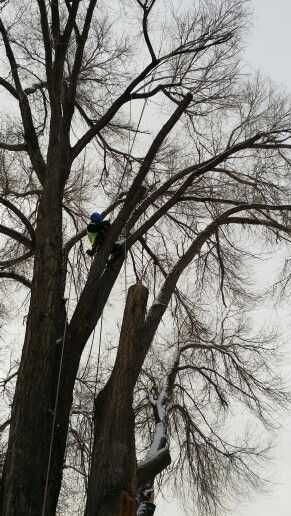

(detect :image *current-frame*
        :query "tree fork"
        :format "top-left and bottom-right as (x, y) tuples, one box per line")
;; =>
(85, 283), (149, 516)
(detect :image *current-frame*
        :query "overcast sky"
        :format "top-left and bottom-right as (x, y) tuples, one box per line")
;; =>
(158, 1), (291, 515)
(237, 3), (291, 514)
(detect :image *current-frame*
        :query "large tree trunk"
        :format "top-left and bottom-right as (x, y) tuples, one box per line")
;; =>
(85, 283), (148, 516)
(0, 161), (67, 515)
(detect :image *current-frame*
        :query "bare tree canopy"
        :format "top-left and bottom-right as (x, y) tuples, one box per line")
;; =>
(0, 0), (291, 515)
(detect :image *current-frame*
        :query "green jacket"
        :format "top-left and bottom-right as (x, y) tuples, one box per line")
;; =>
(87, 220), (111, 246)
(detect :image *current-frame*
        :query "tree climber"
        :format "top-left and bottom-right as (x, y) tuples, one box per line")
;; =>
(86, 212), (124, 262)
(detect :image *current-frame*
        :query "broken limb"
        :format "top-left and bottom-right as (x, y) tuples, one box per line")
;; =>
(137, 350), (181, 514)
(85, 283), (149, 516)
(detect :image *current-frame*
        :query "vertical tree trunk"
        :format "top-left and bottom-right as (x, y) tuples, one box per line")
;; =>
(0, 169), (67, 515)
(85, 283), (148, 516)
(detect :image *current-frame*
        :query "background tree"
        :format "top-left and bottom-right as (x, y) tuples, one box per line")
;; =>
(0, 0), (291, 515)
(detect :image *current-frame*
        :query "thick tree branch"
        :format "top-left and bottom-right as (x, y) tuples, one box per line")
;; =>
(0, 418), (10, 433)
(36, 0), (52, 76)
(136, 0), (157, 63)
(215, 229), (227, 307)
(0, 272), (31, 289)
(224, 215), (290, 233)
(0, 19), (46, 183)
(64, 0), (81, 40)
(0, 77), (18, 99)
(24, 81), (47, 96)
(111, 93), (193, 236)
(137, 448), (171, 486)
(0, 197), (35, 243)
(0, 250), (34, 269)
(137, 348), (180, 512)
(0, 225), (33, 249)
(62, 0), (81, 48)
(0, 142), (27, 152)
(140, 237), (197, 321)
(68, 255), (124, 355)
(64, 0), (98, 127)
(51, 0), (60, 43)
(252, 143), (291, 150)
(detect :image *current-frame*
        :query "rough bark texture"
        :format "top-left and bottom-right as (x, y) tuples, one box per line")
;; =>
(0, 165), (67, 515)
(85, 283), (149, 516)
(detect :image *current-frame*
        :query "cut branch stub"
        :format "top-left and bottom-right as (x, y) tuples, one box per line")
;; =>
(85, 283), (149, 516)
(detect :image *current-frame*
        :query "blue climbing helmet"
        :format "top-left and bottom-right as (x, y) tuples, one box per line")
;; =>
(90, 211), (103, 223)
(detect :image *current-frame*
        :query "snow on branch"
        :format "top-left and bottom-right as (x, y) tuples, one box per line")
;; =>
(137, 349), (181, 513)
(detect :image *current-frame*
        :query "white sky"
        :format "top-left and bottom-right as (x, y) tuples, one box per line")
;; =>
(237, 3), (291, 514)
(158, 1), (291, 515)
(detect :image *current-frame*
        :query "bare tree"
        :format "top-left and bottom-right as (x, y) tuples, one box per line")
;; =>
(0, 0), (291, 515)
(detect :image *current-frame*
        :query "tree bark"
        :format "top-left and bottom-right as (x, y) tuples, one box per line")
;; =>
(0, 164), (67, 515)
(85, 283), (149, 516)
